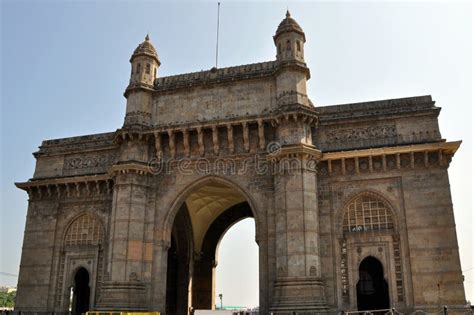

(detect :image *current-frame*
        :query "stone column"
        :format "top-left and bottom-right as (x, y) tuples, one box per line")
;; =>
(150, 240), (171, 312)
(270, 115), (327, 312)
(192, 256), (216, 309)
(97, 135), (152, 310)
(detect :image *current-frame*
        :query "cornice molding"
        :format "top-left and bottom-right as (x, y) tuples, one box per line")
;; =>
(322, 140), (461, 160)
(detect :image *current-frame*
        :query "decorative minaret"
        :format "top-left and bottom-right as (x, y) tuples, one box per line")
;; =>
(274, 10), (306, 63)
(273, 10), (313, 146)
(123, 34), (160, 127)
(97, 36), (159, 310)
(270, 11), (327, 313)
(274, 10), (311, 114)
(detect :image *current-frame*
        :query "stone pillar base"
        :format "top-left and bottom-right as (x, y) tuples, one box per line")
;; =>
(271, 277), (327, 313)
(95, 281), (148, 311)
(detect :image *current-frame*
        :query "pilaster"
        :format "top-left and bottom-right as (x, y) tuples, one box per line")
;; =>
(270, 144), (327, 312)
(96, 134), (154, 310)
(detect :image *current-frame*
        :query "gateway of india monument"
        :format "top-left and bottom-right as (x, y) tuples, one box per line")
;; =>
(14, 11), (466, 315)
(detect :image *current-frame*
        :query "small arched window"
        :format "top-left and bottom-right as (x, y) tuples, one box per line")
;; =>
(286, 40), (291, 51)
(65, 214), (103, 246)
(296, 40), (301, 52)
(146, 63), (151, 74)
(154, 67), (157, 78)
(343, 194), (394, 233)
(278, 43), (282, 54)
(137, 63), (141, 73)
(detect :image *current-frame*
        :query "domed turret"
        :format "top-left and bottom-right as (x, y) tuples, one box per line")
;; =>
(273, 11), (311, 109)
(124, 35), (160, 127)
(274, 10), (306, 63)
(129, 34), (160, 86)
(131, 34), (160, 63)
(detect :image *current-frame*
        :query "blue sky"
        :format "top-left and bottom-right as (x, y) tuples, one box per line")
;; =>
(1, 0), (472, 308)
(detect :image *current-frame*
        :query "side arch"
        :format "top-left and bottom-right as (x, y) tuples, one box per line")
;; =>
(55, 212), (105, 311)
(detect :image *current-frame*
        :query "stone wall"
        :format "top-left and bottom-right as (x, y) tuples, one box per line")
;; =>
(315, 95), (442, 152)
(153, 77), (276, 126)
(15, 89), (466, 313)
(402, 168), (466, 307)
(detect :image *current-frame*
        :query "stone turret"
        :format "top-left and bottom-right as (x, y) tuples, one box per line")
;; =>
(274, 11), (311, 111)
(273, 11), (314, 147)
(274, 10), (306, 63)
(130, 34), (160, 85)
(124, 35), (160, 127)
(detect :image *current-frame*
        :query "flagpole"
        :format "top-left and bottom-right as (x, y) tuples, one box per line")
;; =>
(215, 2), (220, 68)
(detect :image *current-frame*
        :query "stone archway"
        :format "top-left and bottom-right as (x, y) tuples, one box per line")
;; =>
(357, 256), (390, 311)
(163, 178), (260, 315)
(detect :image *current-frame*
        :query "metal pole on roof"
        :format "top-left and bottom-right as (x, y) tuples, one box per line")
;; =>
(215, 2), (221, 68)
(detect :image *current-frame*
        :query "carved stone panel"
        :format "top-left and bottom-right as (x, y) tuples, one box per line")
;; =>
(63, 151), (118, 176)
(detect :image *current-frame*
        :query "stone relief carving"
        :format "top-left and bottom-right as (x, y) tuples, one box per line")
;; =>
(326, 125), (397, 143)
(65, 153), (118, 170)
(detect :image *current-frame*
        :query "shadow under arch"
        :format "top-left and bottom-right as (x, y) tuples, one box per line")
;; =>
(160, 175), (262, 244)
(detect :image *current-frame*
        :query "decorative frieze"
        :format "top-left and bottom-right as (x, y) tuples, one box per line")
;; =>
(326, 125), (397, 143)
(65, 153), (118, 170)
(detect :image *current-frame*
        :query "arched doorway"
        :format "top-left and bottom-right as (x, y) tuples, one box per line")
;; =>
(164, 180), (259, 315)
(72, 267), (90, 315)
(215, 217), (259, 309)
(357, 256), (389, 311)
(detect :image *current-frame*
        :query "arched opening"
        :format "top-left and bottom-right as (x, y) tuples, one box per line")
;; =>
(215, 218), (259, 310)
(357, 256), (389, 311)
(72, 267), (90, 315)
(166, 204), (192, 315)
(165, 180), (258, 315)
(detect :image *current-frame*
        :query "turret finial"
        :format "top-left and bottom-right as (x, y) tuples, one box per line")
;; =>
(286, 10), (291, 18)
(145, 33), (150, 41)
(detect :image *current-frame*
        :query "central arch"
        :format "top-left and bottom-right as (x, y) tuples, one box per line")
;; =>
(162, 176), (261, 315)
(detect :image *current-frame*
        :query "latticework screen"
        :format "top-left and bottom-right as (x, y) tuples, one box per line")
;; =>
(64, 214), (103, 246)
(343, 195), (394, 233)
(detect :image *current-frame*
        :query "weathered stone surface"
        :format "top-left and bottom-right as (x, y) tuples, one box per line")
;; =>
(14, 11), (466, 315)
